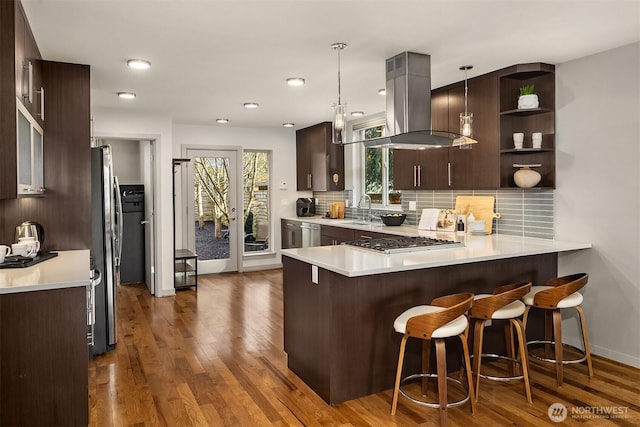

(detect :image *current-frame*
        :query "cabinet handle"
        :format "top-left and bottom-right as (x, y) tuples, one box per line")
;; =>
(447, 162), (452, 187)
(307, 173), (312, 189)
(37, 87), (44, 120)
(413, 166), (417, 187)
(360, 235), (373, 239)
(417, 165), (422, 187)
(23, 61), (33, 103)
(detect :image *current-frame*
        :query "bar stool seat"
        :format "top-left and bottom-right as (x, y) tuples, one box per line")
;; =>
(522, 286), (583, 308)
(393, 306), (468, 338)
(474, 295), (526, 319)
(470, 283), (533, 404)
(522, 273), (593, 386)
(391, 293), (476, 426)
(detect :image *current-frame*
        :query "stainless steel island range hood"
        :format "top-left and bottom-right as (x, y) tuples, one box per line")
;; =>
(360, 52), (477, 149)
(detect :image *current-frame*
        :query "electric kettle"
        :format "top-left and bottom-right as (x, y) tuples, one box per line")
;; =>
(15, 221), (45, 245)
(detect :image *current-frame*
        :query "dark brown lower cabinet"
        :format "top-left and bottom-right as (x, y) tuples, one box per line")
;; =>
(0, 286), (88, 426)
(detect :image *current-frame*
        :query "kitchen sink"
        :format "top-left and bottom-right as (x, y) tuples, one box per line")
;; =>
(343, 221), (384, 227)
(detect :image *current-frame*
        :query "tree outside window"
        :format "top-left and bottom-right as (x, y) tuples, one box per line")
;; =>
(193, 151), (271, 254)
(358, 123), (399, 206)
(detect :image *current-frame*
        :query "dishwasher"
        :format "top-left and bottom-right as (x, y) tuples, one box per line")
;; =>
(300, 222), (321, 247)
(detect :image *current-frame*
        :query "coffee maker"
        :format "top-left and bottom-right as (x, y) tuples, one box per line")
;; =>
(296, 198), (316, 217)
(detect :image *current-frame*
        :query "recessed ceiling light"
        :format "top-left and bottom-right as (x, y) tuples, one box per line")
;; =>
(243, 102), (259, 109)
(216, 118), (229, 124)
(286, 77), (305, 87)
(127, 59), (151, 70)
(283, 123), (295, 128)
(378, 88), (386, 95)
(351, 111), (364, 117)
(118, 92), (136, 99)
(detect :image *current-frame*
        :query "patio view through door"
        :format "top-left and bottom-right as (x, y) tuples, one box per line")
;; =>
(186, 149), (239, 274)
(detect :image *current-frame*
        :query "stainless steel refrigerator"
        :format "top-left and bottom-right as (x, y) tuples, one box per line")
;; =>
(90, 145), (122, 356)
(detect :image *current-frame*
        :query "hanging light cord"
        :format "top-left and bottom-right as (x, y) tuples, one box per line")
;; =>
(464, 67), (468, 115)
(332, 43), (347, 105)
(337, 47), (342, 104)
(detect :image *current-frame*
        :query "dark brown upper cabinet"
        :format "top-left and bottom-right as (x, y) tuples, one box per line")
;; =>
(15, 0), (44, 126)
(395, 63), (555, 191)
(296, 122), (345, 191)
(393, 76), (499, 190)
(1, 0), (46, 200)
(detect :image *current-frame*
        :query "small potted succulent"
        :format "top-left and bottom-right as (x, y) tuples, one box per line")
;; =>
(518, 84), (539, 109)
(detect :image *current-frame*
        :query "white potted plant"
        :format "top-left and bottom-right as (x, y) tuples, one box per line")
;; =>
(517, 84), (539, 109)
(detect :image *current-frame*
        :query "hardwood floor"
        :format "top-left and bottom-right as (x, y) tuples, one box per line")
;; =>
(89, 269), (640, 426)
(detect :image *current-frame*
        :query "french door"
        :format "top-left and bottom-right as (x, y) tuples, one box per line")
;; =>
(185, 148), (239, 274)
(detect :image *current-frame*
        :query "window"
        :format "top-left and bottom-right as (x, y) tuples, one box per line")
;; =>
(353, 120), (400, 207)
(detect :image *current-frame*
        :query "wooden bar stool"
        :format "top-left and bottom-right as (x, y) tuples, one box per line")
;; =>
(469, 282), (533, 403)
(522, 273), (593, 386)
(391, 293), (476, 426)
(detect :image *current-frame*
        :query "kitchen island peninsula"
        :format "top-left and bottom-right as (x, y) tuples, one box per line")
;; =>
(281, 233), (590, 404)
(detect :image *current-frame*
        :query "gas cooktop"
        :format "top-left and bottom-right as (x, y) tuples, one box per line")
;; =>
(342, 236), (464, 254)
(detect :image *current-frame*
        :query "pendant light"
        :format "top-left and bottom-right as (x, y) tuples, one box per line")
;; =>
(459, 65), (474, 149)
(331, 42), (347, 144)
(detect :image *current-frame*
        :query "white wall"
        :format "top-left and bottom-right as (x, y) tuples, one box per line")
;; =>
(555, 42), (640, 367)
(173, 124), (299, 270)
(92, 107), (176, 297)
(102, 139), (143, 184)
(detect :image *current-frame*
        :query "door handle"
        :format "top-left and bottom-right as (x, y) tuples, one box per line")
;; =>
(230, 217), (236, 221)
(140, 220), (150, 225)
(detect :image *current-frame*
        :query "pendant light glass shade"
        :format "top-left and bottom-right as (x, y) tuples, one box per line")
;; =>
(459, 65), (474, 149)
(460, 112), (472, 137)
(333, 103), (346, 144)
(331, 43), (347, 144)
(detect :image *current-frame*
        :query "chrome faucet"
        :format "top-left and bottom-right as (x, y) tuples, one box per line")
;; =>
(358, 194), (372, 223)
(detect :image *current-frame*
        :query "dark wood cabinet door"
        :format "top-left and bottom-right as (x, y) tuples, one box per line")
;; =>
(0, 287), (89, 426)
(420, 87), (451, 189)
(447, 83), (475, 188)
(14, 1), (25, 102)
(296, 122), (344, 191)
(1, 0), (18, 199)
(420, 149), (450, 189)
(321, 225), (354, 245)
(466, 75), (500, 188)
(296, 128), (313, 190)
(392, 149), (419, 190)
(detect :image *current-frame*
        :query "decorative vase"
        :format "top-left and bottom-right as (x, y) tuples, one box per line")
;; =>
(513, 164), (542, 188)
(518, 94), (539, 109)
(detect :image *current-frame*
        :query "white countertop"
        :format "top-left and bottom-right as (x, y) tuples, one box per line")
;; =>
(281, 230), (591, 277)
(0, 250), (90, 294)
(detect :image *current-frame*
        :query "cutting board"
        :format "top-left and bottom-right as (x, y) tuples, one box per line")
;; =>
(455, 196), (501, 234)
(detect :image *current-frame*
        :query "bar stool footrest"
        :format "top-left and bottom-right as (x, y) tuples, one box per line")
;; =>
(399, 373), (470, 409)
(526, 340), (587, 364)
(472, 353), (525, 381)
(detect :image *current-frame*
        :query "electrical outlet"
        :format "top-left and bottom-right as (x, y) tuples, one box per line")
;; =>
(409, 201), (417, 211)
(311, 265), (319, 284)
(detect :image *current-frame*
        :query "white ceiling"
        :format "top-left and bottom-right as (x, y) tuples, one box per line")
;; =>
(22, 0), (640, 131)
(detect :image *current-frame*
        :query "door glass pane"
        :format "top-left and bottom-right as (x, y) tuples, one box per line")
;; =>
(243, 151), (270, 253)
(18, 109), (32, 186)
(193, 156), (230, 261)
(33, 127), (43, 187)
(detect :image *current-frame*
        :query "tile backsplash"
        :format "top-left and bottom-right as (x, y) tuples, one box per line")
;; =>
(313, 189), (554, 239)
